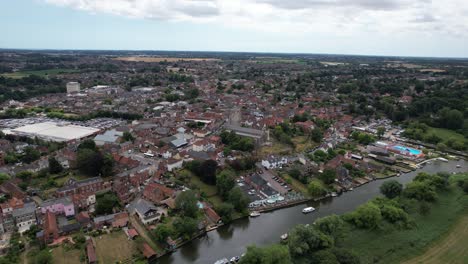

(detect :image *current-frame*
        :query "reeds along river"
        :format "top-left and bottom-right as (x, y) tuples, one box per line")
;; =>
(159, 159), (468, 264)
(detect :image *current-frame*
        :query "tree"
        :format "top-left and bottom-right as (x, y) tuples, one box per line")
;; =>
(30, 249), (52, 264)
(16, 171), (33, 182)
(100, 153), (114, 177)
(332, 248), (360, 264)
(319, 169), (336, 185)
(0, 173), (10, 184)
(308, 181), (326, 198)
(48, 156), (63, 174)
(228, 187), (250, 212)
(199, 159), (218, 185)
(377, 126), (385, 139)
(175, 190), (199, 218)
(22, 146), (40, 164)
(239, 244), (292, 264)
(346, 203), (382, 229)
(173, 217), (198, 239)
(216, 203), (234, 223)
(287, 224), (333, 259)
(311, 128), (324, 143)
(95, 193), (120, 215)
(310, 249), (339, 264)
(153, 224), (173, 243)
(314, 215), (346, 243)
(403, 181), (437, 202)
(122, 131), (135, 142)
(77, 139), (97, 151)
(77, 148), (103, 176)
(216, 170), (236, 199)
(379, 180), (403, 199)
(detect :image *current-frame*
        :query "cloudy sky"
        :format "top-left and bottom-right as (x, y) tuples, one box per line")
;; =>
(1, 0), (468, 57)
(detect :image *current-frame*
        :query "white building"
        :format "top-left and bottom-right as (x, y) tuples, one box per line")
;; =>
(66, 82), (81, 93)
(261, 156), (288, 169)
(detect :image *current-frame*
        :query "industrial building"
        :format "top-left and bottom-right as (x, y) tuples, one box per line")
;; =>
(9, 122), (99, 142)
(66, 82), (81, 93)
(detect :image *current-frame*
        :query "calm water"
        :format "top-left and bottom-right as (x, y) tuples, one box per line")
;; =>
(159, 160), (468, 264)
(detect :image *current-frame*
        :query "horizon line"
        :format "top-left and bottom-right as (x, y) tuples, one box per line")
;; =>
(1, 47), (467, 60)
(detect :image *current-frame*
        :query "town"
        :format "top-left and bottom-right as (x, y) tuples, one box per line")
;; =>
(0, 50), (467, 264)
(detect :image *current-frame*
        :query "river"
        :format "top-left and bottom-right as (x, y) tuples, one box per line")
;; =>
(159, 159), (468, 264)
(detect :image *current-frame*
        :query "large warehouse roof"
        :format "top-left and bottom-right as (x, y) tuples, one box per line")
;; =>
(10, 122), (100, 142)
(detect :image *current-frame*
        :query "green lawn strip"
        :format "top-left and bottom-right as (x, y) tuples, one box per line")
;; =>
(341, 186), (468, 264)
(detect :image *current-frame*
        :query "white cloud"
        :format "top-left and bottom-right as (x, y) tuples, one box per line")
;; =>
(43, 0), (468, 37)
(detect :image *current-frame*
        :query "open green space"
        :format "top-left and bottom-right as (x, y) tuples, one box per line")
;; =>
(402, 214), (468, 264)
(1, 69), (79, 78)
(341, 178), (468, 264)
(425, 126), (466, 143)
(51, 246), (83, 264)
(94, 231), (137, 263)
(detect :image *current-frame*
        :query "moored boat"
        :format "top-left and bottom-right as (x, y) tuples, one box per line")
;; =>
(302, 207), (315, 213)
(250, 211), (261, 217)
(281, 233), (288, 240)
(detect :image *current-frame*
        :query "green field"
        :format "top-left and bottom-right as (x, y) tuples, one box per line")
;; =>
(425, 127), (466, 143)
(342, 180), (468, 264)
(51, 246), (83, 264)
(1, 69), (79, 78)
(95, 231), (137, 263)
(402, 214), (468, 264)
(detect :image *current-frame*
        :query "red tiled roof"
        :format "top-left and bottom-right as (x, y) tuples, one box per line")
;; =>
(141, 243), (157, 258)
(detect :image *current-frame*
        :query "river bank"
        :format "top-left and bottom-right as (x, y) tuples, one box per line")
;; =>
(159, 159), (467, 264)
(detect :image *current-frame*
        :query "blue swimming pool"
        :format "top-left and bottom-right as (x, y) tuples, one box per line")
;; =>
(392, 145), (422, 155)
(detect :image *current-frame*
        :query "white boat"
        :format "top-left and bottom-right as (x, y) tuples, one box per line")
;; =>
(348, 187), (354, 191)
(250, 211), (261, 217)
(456, 164), (461, 168)
(214, 258), (229, 264)
(437, 157), (448, 162)
(331, 192), (338, 197)
(281, 233), (288, 240)
(302, 207), (315, 213)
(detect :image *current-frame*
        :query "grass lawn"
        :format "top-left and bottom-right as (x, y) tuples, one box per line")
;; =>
(292, 136), (318, 153)
(51, 246), (83, 264)
(95, 231), (136, 263)
(1, 69), (79, 78)
(426, 127), (465, 141)
(402, 214), (468, 264)
(423, 126), (466, 145)
(259, 141), (292, 156)
(188, 172), (218, 197)
(341, 183), (468, 264)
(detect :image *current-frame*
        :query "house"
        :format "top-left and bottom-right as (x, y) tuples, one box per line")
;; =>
(112, 212), (129, 228)
(141, 243), (157, 260)
(0, 197), (24, 216)
(166, 158), (183, 172)
(204, 206), (222, 225)
(192, 139), (213, 152)
(40, 197), (75, 217)
(143, 183), (175, 204)
(71, 193), (96, 209)
(12, 202), (36, 233)
(86, 239), (97, 264)
(127, 198), (166, 225)
(93, 129), (123, 146)
(75, 211), (91, 227)
(56, 177), (107, 198)
(43, 211), (59, 244)
(261, 156), (288, 169)
(126, 228), (139, 240)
